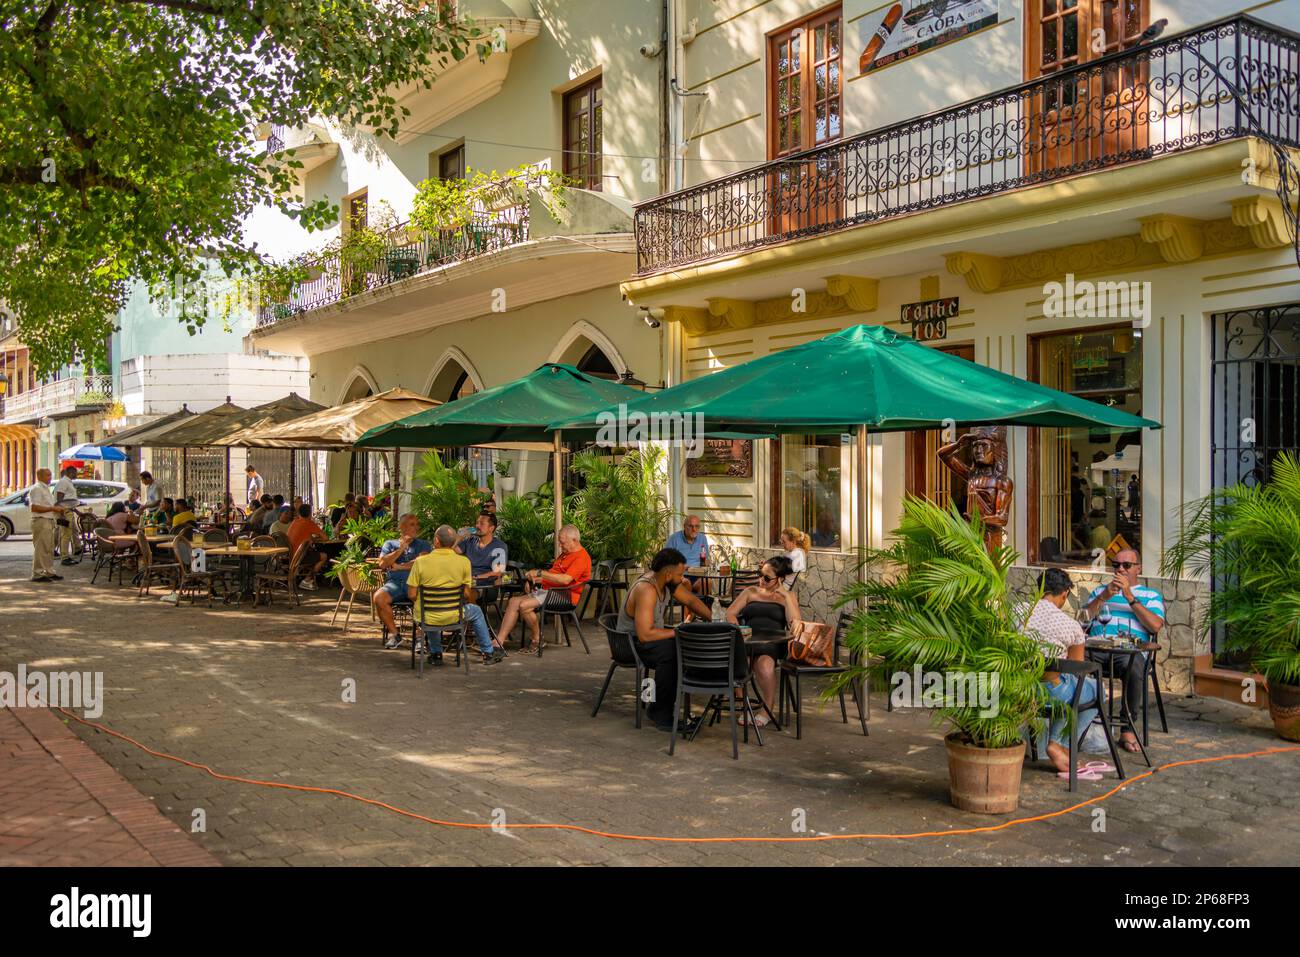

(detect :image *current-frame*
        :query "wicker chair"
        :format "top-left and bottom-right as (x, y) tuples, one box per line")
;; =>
(254, 541), (310, 607)
(172, 535), (234, 607)
(91, 527), (138, 585)
(332, 564), (379, 632)
(135, 530), (181, 598)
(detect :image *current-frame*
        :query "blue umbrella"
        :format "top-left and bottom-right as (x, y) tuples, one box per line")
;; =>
(58, 442), (128, 463)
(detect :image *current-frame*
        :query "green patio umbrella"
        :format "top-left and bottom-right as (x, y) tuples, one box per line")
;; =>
(354, 363), (645, 450)
(551, 324), (1161, 435)
(354, 363), (649, 547)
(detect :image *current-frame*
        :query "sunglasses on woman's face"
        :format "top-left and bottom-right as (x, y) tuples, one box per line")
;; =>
(760, 573), (777, 583)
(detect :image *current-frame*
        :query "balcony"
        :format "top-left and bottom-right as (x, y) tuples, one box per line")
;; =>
(633, 15), (1300, 276)
(257, 202), (531, 326)
(0, 375), (114, 425)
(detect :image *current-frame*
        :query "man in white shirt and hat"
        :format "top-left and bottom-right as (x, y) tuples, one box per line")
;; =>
(29, 468), (66, 582)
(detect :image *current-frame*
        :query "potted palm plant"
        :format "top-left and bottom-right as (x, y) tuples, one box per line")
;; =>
(567, 447), (670, 566)
(833, 497), (1049, 814)
(494, 458), (515, 495)
(1162, 451), (1300, 741)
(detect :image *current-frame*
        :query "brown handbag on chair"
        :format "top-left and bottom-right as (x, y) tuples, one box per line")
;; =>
(785, 620), (835, 668)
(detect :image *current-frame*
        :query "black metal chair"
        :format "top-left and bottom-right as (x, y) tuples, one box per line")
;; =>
(670, 621), (758, 760)
(580, 557), (637, 621)
(720, 568), (760, 609)
(413, 584), (470, 677)
(778, 611), (869, 740)
(538, 582), (591, 655)
(592, 613), (648, 728)
(1028, 658), (1127, 792)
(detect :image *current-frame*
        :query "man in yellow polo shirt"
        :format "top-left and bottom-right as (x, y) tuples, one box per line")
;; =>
(407, 524), (504, 666)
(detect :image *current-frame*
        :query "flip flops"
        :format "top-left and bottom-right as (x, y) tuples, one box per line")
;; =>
(1057, 760), (1116, 781)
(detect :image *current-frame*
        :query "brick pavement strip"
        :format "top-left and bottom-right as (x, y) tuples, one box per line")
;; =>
(1, 554), (1298, 866)
(0, 706), (218, 866)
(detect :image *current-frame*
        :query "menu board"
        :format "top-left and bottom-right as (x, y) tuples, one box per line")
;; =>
(686, 439), (754, 479)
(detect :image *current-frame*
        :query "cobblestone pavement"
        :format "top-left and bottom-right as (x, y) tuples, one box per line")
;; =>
(1, 705), (217, 866)
(1, 546), (1297, 866)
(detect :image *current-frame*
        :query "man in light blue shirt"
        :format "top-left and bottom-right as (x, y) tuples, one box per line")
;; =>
(666, 515), (711, 598)
(1084, 548), (1166, 753)
(665, 516), (710, 567)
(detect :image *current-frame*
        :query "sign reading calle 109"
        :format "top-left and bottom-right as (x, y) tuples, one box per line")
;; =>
(901, 297), (959, 342)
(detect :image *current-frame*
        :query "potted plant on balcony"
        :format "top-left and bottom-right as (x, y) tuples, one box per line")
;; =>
(494, 458), (515, 496)
(1162, 451), (1300, 741)
(832, 497), (1049, 814)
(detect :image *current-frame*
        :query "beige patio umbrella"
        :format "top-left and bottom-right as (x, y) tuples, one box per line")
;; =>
(215, 387), (439, 451)
(214, 388), (443, 505)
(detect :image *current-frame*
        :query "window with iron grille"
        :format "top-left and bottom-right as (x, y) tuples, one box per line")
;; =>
(1211, 304), (1300, 657)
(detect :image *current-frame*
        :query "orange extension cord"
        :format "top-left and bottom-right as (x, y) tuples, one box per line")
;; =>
(57, 707), (1300, 844)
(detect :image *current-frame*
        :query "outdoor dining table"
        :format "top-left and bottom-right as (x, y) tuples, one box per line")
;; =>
(685, 566), (732, 598)
(1084, 637), (1160, 768)
(110, 533), (172, 547)
(183, 544), (287, 598)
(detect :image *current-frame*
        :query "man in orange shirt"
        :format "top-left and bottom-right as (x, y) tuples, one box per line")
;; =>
(496, 524), (591, 655)
(286, 503), (328, 589)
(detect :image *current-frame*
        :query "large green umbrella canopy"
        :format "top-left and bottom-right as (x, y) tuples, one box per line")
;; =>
(551, 324), (1160, 435)
(353, 363), (647, 450)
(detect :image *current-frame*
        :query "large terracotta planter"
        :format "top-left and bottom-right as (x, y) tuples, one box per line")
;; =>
(944, 732), (1025, 814)
(1267, 681), (1300, 742)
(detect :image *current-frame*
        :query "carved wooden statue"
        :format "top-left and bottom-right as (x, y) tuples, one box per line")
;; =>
(936, 426), (1013, 554)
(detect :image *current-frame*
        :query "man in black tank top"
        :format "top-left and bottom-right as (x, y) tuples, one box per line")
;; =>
(621, 548), (714, 731)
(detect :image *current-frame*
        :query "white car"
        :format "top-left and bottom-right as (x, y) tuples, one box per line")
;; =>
(0, 480), (132, 541)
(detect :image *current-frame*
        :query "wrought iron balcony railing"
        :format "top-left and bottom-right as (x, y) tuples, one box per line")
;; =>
(257, 202), (530, 326)
(634, 14), (1300, 275)
(0, 374), (113, 424)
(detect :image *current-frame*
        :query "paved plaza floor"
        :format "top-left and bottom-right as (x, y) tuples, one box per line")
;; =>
(1, 541), (1297, 867)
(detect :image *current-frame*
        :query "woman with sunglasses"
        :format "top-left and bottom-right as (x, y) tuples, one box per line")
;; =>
(726, 555), (802, 727)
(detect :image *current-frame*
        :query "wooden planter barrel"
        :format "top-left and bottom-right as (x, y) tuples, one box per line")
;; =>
(944, 732), (1025, 814)
(1267, 682), (1300, 742)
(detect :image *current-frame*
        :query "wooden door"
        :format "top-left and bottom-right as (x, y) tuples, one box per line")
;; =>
(1025, 0), (1150, 174)
(767, 7), (844, 237)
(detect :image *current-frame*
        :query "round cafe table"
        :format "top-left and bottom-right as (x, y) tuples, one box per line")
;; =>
(685, 567), (732, 599)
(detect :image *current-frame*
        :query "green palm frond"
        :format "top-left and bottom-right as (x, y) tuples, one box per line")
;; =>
(1163, 451), (1300, 687)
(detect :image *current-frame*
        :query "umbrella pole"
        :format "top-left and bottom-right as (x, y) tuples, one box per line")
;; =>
(289, 450), (296, 504)
(393, 447), (401, 508)
(225, 447), (231, 513)
(553, 431), (563, 557)
(182, 447), (188, 499)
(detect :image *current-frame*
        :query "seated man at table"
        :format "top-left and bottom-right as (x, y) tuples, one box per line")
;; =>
(104, 501), (139, 535)
(665, 515), (710, 594)
(124, 489), (142, 513)
(376, 513), (433, 649)
(408, 525), (504, 666)
(617, 547), (714, 731)
(456, 511), (507, 586)
(1083, 548), (1166, 754)
(496, 524), (592, 655)
(246, 494), (274, 531)
(151, 498), (175, 527)
(269, 505), (294, 540)
(329, 492), (355, 528)
(171, 498), (198, 528)
(1025, 568), (1100, 774)
(287, 504), (328, 589)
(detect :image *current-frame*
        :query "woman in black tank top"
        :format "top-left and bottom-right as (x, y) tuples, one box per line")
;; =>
(726, 556), (801, 728)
